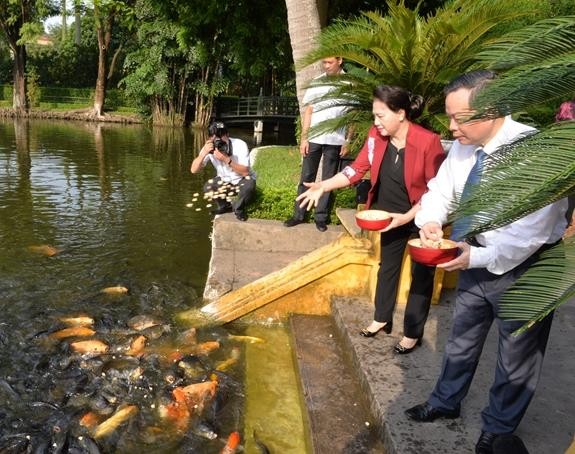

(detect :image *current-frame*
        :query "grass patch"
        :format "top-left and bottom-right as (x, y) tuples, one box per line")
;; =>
(249, 145), (357, 222)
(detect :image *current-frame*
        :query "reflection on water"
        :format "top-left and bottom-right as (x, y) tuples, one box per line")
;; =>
(0, 119), (305, 453)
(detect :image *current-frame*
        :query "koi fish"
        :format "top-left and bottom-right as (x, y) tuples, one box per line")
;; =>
(100, 286), (129, 295)
(180, 380), (218, 412)
(228, 334), (264, 344)
(177, 327), (197, 344)
(195, 341), (220, 355)
(59, 315), (94, 327)
(27, 244), (60, 257)
(49, 326), (96, 340)
(126, 335), (147, 357)
(215, 347), (241, 372)
(79, 411), (101, 430)
(220, 431), (241, 454)
(160, 387), (190, 432)
(70, 339), (109, 355)
(93, 405), (138, 439)
(128, 315), (161, 331)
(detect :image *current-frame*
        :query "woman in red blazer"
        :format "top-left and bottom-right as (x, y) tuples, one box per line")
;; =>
(298, 85), (445, 354)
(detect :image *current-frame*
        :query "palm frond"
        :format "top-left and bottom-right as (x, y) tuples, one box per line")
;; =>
(476, 16), (575, 70)
(472, 58), (575, 117)
(449, 122), (575, 237)
(498, 237), (575, 335)
(295, 0), (539, 139)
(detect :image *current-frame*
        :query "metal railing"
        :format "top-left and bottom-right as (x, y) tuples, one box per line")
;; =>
(216, 96), (298, 119)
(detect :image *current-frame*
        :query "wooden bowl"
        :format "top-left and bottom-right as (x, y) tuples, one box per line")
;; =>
(407, 238), (459, 266)
(355, 210), (391, 231)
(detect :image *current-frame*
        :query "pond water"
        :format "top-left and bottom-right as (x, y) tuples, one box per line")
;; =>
(0, 118), (305, 453)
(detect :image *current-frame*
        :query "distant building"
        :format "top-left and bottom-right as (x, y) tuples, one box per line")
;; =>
(36, 35), (54, 46)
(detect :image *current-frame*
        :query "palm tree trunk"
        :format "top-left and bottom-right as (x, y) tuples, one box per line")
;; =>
(74, 0), (81, 45)
(284, 0), (324, 114)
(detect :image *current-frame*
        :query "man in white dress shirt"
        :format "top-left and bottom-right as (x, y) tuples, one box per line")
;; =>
(404, 70), (567, 454)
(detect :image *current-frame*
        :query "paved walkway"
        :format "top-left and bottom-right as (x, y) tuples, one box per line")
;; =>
(332, 293), (575, 454)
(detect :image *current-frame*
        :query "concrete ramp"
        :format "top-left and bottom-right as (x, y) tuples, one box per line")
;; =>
(189, 233), (374, 324)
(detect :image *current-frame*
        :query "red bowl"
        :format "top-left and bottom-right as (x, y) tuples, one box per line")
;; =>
(355, 210), (391, 231)
(407, 238), (459, 266)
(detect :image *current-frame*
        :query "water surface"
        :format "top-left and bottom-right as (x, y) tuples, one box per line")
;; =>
(0, 118), (305, 453)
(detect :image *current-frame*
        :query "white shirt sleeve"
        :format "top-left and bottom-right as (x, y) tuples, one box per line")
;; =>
(415, 153), (457, 228)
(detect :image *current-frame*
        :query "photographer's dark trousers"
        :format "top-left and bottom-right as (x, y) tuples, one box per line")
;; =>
(374, 222), (435, 338)
(293, 142), (341, 223)
(427, 245), (557, 434)
(203, 176), (256, 216)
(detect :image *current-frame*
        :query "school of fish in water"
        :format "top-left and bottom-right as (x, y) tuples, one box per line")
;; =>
(0, 283), (269, 454)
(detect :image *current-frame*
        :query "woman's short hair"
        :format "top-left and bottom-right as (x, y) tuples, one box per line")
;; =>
(373, 85), (424, 121)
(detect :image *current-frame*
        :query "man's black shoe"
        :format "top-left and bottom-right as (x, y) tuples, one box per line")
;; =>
(405, 402), (460, 422)
(315, 221), (327, 232)
(235, 211), (248, 222)
(492, 434), (529, 454)
(284, 217), (305, 227)
(212, 204), (232, 215)
(475, 431), (498, 454)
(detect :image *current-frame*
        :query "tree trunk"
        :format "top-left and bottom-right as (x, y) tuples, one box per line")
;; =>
(74, 0), (81, 45)
(62, 0), (67, 40)
(284, 0), (323, 114)
(93, 9), (113, 117)
(12, 44), (28, 115)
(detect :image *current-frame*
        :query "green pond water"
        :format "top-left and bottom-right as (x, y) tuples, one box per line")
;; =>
(0, 118), (306, 453)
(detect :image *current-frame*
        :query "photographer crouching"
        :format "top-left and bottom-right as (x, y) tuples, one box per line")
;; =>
(190, 121), (256, 221)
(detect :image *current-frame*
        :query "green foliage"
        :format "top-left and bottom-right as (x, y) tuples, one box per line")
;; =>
(26, 66), (41, 106)
(444, 15), (575, 329)
(298, 0), (543, 146)
(248, 146), (356, 221)
(498, 237), (575, 333)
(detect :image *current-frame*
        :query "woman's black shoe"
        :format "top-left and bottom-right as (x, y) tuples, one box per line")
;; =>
(393, 338), (422, 354)
(359, 322), (392, 337)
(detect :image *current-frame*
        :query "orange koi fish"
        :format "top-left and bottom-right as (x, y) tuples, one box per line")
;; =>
(70, 339), (109, 355)
(27, 245), (59, 257)
(50, 326), (96, 340)
(79, 411), (101, 430)
(126, 335), (147, 357)
(220, 431), (241, 454)
(93, 405), (138, 439)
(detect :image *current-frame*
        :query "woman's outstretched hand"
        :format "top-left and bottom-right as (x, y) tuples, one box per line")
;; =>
(296, 182), (325, 211)
(380, 212), (410, 232)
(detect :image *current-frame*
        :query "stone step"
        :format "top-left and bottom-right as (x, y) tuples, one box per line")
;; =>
(330, 294), (575, 454)
(289, 314), (385, 454)
(212, 214), (344, 253)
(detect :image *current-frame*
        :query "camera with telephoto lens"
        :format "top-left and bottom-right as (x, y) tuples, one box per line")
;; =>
(208, 121), (231, 156)
(212, 138), (230, 156)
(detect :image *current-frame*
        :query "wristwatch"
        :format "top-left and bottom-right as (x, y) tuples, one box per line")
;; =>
(227, 158), (233, 166)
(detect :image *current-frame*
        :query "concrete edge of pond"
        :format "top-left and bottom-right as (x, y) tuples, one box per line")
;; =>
(331, 295), (575, 454)
(205, 214), (575, 453)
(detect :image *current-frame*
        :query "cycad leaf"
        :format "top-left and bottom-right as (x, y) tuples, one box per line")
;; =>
(498, 237), (575, 335)
(472, 58), (575, 117)
(476, 16), (575, 70)
(295, 0), (535, 138)
(449, 122), (575, 237)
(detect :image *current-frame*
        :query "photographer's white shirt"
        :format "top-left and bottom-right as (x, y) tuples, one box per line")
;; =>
(202, 137), (255, 185)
